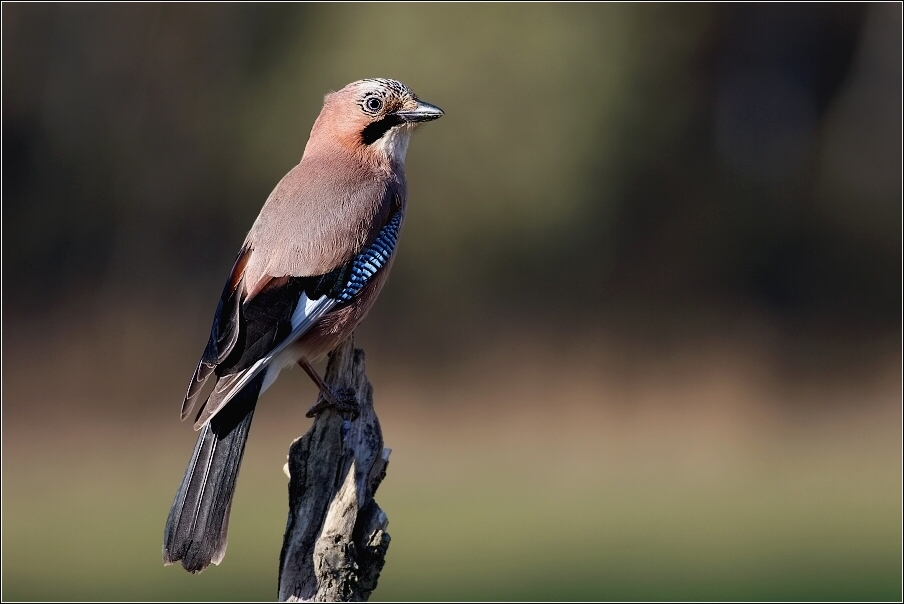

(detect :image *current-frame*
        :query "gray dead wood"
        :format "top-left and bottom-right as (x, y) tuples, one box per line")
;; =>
(278, 335), (391, 602)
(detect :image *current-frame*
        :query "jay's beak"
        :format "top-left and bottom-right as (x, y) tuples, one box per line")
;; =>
(396, 100), (444, 123)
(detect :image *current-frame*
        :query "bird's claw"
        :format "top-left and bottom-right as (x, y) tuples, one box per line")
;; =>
(305, 387), (360, 420)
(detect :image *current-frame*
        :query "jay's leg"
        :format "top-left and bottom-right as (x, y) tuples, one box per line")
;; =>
(298, 359), (360, 419)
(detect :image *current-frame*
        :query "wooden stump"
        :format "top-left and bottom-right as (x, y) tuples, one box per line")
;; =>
(278, 336), (391, 602)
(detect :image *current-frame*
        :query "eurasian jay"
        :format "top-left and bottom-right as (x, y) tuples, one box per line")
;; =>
(162, 78), (442, 573)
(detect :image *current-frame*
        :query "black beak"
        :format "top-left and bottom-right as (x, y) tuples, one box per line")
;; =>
(396, 100), (444, 123)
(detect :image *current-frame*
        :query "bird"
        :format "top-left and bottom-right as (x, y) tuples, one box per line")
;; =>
(162, 78), (442, 573)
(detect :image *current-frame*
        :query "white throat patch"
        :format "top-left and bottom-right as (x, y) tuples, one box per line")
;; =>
(372, 124), (414, 163)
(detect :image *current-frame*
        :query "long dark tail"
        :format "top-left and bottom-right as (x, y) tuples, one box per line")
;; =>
(163, 374), (263, 573)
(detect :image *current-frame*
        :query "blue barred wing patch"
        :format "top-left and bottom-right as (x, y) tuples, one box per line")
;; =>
(335, 212), (403, 303)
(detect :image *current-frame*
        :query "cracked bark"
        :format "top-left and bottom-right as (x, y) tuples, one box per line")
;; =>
(278, 335), (391, 602)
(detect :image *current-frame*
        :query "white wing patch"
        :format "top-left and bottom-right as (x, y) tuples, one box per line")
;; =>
(292, 292), (326, 329)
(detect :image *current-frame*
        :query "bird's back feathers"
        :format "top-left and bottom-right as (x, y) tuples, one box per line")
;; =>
(242, 151), (403, 295)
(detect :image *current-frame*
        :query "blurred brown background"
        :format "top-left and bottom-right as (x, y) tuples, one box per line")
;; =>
(3, 3), (901, 601)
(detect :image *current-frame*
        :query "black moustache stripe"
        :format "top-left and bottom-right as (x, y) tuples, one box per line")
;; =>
(361, 114), (403, 145)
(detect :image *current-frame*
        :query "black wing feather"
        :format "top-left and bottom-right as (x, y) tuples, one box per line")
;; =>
(181, 249), (247, 420)
(216, 277), (307, 376)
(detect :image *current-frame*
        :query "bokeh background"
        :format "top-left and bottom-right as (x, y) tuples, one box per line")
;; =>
(3, 3), (901, 601)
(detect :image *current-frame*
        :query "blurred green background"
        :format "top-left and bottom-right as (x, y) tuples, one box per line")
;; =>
(3, 3), (901, 601)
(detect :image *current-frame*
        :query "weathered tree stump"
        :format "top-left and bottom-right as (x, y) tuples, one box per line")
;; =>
(278, 335), (391, 602)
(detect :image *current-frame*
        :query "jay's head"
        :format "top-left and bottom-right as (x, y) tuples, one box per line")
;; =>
(307, 78), (443, 165)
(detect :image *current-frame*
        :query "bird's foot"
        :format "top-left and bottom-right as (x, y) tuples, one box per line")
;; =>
(305, 387), (360, 420)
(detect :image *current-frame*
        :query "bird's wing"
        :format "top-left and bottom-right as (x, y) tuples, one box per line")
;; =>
(182, 210), (404, 430)
(181, 248), (250, 420)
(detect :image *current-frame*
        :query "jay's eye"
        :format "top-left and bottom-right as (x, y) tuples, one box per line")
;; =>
(364, 97), (383, 113)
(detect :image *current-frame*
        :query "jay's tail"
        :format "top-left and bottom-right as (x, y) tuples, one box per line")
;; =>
(163, 374), (263, 573)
